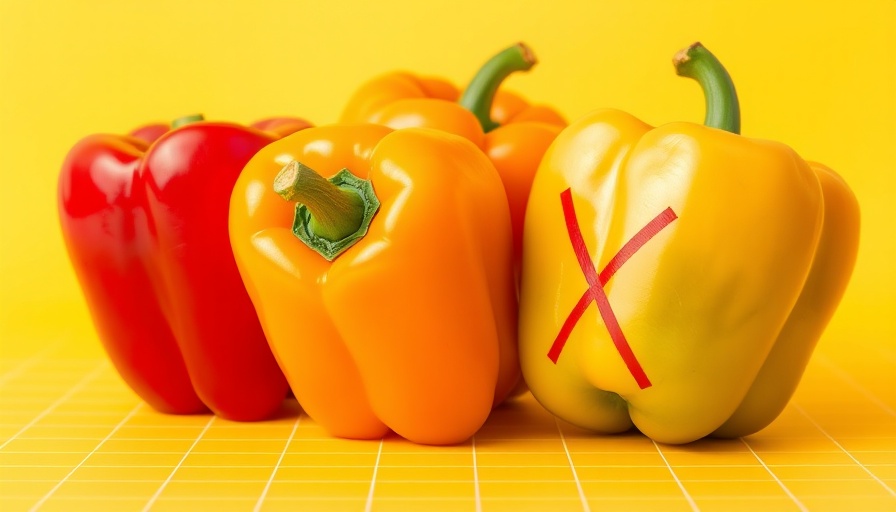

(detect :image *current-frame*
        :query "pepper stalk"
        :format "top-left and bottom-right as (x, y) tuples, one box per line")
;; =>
(459, 43), (537, 133)
(171, 113), (205, 128)
(274, 161), (379, 261)
(673, 42), (741, 135)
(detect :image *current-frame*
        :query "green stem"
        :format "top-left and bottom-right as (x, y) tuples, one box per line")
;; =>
(673, 42), (741, 134)
(274, 161), (380, 261)
(171, 113), (205, 128)
(458, 43), (536, 132)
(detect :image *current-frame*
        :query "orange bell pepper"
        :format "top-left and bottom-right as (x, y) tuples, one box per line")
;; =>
(228, 124), (520, 445)
(341, 43), (566, 279)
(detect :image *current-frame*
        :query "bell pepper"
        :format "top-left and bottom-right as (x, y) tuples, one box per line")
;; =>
(58, 114), (309, 421)
(519, 43), (859, 444)
(341, 43), (566, 279)
(129, 116), (313, 143)
(128, 123), (169, 143)
(229, 124), (520, 445)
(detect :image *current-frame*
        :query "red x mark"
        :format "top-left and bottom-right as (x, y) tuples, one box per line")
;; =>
(547, 188), (677, 390)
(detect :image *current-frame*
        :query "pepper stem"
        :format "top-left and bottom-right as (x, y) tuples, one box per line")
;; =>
(171, 113), (205, 128)
(673, 42), (741, 134)
(274, 161), (380, 261)
(458, 43), (537, 133)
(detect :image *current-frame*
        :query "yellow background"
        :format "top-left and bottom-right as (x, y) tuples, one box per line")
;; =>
(0, 2), (894, 511)
(1, 0), (894, 356)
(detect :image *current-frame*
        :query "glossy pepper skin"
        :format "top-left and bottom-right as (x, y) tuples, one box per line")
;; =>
(128, 123), (169, 143)
(519, 43), (859, 444)
(229, 124), (520, 445)
(59, 116), (308, 420)
(341, 43), (565, 279)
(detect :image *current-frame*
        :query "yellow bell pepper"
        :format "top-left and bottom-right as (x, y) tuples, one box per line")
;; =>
(229, 124), (520, 445)
(519, 42), (860, 444)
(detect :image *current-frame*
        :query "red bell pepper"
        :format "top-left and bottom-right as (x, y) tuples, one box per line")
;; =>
(58, 115), (308, 421)
(127, 123), (169, 144)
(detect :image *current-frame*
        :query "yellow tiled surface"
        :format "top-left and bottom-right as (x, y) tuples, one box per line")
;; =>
(0, 339), (894, 512)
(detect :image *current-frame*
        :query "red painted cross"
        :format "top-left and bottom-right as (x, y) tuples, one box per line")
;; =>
(547, 188), (677, 390)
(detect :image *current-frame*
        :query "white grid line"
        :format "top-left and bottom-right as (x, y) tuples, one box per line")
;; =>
(253, 413), (302, 512)
(3, 351), (895, 507)
(4, 446), (894, 455)
(6, 426), (295, 431)
(0, 339), (65, 387)
(18, 495), (870, 503)
(5, 463), (895, 469)
(472, 436), (481, 512)
(364, 438), (383, 512)
(5, 447), (895, 455)
(652, 439), (699, 511)
(795, 404), (896, 497)
(4, 451), (281, 455)
(9, 495), (702, 502)
(10, 477), (895, 484)
(15, 494), (895, 503)
(0, 411), (138, 418)
(555, 418), (590, 512)
(141, 416), (215, 512)
(28, 402), (143, 511)
(740, 437), (807, 511)
(0, 361), (108, 450)
(817, 354), (896, 416)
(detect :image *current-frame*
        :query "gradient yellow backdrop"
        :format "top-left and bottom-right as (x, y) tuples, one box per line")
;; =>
(1, 0), (893, 361)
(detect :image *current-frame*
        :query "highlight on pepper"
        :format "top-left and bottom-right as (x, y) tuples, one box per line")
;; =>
(58, 114), (312, 421)
(518, 42), (859, 445)
(228, 124), (521, 445)
(343, 43), (566, 285)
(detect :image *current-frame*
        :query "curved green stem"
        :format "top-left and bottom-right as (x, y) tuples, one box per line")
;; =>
(458, 43), (536, 132)
(673, 42), (740, 134)
(171, 113), (205, 128)
(274, 161), (379, 261)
